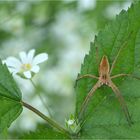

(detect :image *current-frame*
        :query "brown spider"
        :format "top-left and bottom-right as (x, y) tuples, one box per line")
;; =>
(76, 55), (137, 126)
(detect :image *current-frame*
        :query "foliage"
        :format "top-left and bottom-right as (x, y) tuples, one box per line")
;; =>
(0, 61), (22, 133)
(76, 1), (140, 139)
(20, 125), (68, 139)
(0, 0), (140, 139)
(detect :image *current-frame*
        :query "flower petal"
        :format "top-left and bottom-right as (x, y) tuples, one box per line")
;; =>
(23, 71), (32, 79)
(31, 65), (40, 73)
(33, 53), (48, 65)
(27, 49), (35, 63)
(2, 60), (6, 64)
(5, 57), (21, 70)
(8, 67), (18, 74)
(19, 51), (28, 63)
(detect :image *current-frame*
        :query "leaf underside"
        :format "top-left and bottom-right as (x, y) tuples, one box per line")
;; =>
(0, 61), (22, 101)
(76, 2), (140, 139)
(0, 97), (22, 134)
(0, 60), (22, 134)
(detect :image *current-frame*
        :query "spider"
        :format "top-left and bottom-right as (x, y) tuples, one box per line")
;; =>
(76, 54), (139, 126)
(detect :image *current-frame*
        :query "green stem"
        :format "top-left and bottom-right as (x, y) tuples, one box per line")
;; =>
(30, 79), (52, 118)
(21, 101), (70, 136)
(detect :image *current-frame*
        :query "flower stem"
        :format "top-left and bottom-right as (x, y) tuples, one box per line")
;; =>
(30, 79), (52, 118)
(21, 101), (70, 137)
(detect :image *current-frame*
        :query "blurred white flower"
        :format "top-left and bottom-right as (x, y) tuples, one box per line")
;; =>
(1, 17), (24, 36)
(78, 0), (96, 11)
(3, 49), (48, 79)
(105, 2), (131, 19)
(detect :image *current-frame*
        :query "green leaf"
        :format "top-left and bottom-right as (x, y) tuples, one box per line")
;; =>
(76, 2), (140, 138)
(0, 60), (23, 133)
(0, 61), (22, 101)
(0, 127), (8, 139)
(20, 124), (69, 139)
(0, 97), (22, 134)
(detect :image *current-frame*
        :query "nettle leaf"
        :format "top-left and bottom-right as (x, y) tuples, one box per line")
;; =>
(0, 61), (22, 101)
(0, 97), (22, 133)
(76, 2), (140, 139)
(0, 60), (22, 133)
(20, 125), (69, 139)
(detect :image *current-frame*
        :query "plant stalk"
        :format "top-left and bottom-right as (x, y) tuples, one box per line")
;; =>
(21, 101), (70, 137)
(30, 79), (52, 118)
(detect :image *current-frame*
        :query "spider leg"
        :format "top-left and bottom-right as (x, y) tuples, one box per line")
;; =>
(111, 74), (130, 79)
(78, 81), (101, 120)
(111, 74), (140, 80)
(75, 74), (99, 88)
(109, 80), (132, 126)
(110, 32), (133, 75)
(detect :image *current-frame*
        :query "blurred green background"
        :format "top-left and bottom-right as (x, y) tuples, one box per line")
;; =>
(0, 0), (132, 138)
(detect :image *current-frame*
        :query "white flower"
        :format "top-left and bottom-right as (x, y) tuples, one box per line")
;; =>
(4, 49), (48, 79)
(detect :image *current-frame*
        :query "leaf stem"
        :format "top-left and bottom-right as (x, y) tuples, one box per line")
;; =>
(30, 79), (52, 118)
(21, 101), (70, 137)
